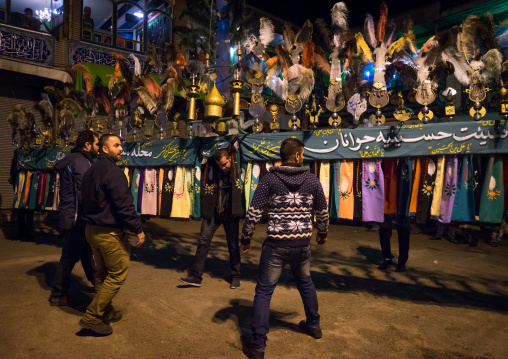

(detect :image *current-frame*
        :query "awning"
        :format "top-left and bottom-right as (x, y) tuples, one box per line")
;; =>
(0, 58), (72, 83)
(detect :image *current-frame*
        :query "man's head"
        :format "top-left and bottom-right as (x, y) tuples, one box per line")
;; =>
(84, 6), (91, 17)
(98, 134), (123, 162)
(214, 148), (231, 173)
(24, 8), (33, 20)
(280, 138), (305, 166)
(75, 130), (99, 158)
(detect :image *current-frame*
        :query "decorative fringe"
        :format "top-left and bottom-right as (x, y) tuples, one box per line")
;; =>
(302, 41), (315, 69)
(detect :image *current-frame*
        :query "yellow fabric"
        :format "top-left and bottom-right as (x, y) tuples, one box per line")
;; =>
(158, 168), (164, 215)
(124, 167), (130, 187)
(339, 161), (354, 220)
(244, 163), (252, 212)
(171, 165), (190, 218)
(430, 156), (446, 217)
(319, 161), (330, 207)
(409, 157), (422, 214)
(15, 171), (26, 208)
(23, 171), (32, 205)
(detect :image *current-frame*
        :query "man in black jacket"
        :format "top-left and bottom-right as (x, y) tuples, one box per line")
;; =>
(49, 130), (98, 306)
(79, 134), (145, 335)
(179, 148), (242, 289)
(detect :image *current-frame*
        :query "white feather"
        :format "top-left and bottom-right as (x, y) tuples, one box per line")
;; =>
(259, 17), (275, 47)
(442, 50), (472, 86)
(208, 166), (214, 181)
(340, 176), (349, 192)
(129, 54), (141, 77)
(253, 164), (260, 179)
(331, 2), (349, 31)
(266, 74), (288, 100)
(195, 166), (201, 181)
(242, 34), (257, 55)
(428, 159), (436, 176)
(489, 176), (496, 191)
(369, 161), (376, 174)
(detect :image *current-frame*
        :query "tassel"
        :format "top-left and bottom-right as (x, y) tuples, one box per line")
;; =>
(302, 41), (315, 69)
(376, 2), (388, 44)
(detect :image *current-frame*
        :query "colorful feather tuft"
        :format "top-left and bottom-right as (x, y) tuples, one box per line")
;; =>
(259, 17), (275, 47)
(376, 2), (388, 44)
(302, 41), (315, 69)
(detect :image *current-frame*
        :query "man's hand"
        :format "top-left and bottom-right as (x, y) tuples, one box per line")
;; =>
(136, 231), (146, 247)
(316, 236), (327, 245)
(241, 244), (251, 253)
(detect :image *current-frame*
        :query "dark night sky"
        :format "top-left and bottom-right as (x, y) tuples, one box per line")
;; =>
(247, 0), (460, 27)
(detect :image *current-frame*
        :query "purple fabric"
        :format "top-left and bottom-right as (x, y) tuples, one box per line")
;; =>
(362, 160), (385, 223)
(137, 168), (145, 213)
(439, 157), (458, 223)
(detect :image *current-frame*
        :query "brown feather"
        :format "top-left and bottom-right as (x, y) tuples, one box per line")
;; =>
(112, 53), (133, 85)
(167, 66), (178, 79)
(275, 45), (292, 71)
(376, 2), (388, 44)
(314, 18), (332, 52)
(302, 41), (315, 69)
(198, 50), (207, 64)
(144, 75), (161, 98)
(266, 56), (278, 68)
(176, 51), (187, 70)
(314, 53), (330, 74)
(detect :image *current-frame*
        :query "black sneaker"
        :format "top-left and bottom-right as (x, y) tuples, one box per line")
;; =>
(395, 264), (406, 272)
(378, 259), (393, 270)
(230, 278), (241, 289)
(49, 295), (68, 306)
(179, 276), (201, 287)
(79, 319), (113, 335)
(242, 344), (265, 359)
(298, 320), (322, 339)
(103, 310), (123, 324)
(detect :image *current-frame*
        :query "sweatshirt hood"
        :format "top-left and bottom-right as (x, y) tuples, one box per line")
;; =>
(269, 165), (310, 192)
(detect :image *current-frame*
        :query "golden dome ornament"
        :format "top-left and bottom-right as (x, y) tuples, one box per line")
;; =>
(204, 82), (226, 121)
(186, 77), (200, 121)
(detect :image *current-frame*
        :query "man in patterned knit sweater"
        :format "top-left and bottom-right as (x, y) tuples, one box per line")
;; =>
(241, 138), (329, 359)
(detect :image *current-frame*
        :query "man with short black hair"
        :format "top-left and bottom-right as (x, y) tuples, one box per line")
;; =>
(21, 8), (41, 31)
(50, 130), (98, 306)
(180, 147), (243, 289)
(82, 6), (94, 29)
(241, 138), (329, 359)
(79, 134), (145, 335)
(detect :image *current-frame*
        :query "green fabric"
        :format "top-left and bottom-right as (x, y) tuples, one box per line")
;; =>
(28, 172), (39, 210)
(479, 155), (505, 223)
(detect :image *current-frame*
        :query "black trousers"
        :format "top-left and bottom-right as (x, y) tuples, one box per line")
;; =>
(51, 218), (96, 297)
(379, 214), (410, 265)
(191, 215), (241, 282)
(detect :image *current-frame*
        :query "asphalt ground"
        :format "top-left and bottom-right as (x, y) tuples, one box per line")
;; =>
(1, 214), (507, 358)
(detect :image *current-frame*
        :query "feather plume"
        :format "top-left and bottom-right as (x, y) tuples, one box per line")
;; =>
(167, 66), (178, 79)
(481, 49), (503, 84)
(331, 2), (349, 32)
(266, 74), (288, 99)
(113, 83), (132, 107)
(275, 45), (292, 71)
(421, 36), (438, 53)
(428, 61), (454, 86)
(185, 60), (206, 75)
(364, 14), (377, 49)
(314, 53), (331, 74)
(112, 53), (133, 85)
(164, 43), (178, 66)
(376, 3), (388, 44)
(265, 56), (278, 68)
(72, 63), (94, 93)
(144, 75), (161, 98)
(302, 41), (315, 69)
(259, 17), (274, 46)
(386, 32), (416, 58)
(500, 60), (508, 85)
(128, 54), (142, 77)
(338, 33), (356, 59)
(385, 19), (398, 47)
(355, 33), (373, 62)
(498, 27), (508, 48)
(314, 18), (332, 52)
(283, 23), (295, 50)
(441, 50), (472, 85)
(242, 34), (258, 55)
(385, 60), (418, 89)
(38, 100), (53, 120)
(137, 86), (157, 114)
(295, 20), (313, 48)
(60, 98), (84, 115)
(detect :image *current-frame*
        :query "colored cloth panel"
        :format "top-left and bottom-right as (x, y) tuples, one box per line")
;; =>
(416, 157), (437, 224)
(479, 155), (504, 223)
(28, 172), (39, 210)
(15, 171), (26, 208)
(42, 172), (51, 209)
(409, 157), (422, 216)
(37, 172), (47, 208)
(124, 167), (131, 187)
(353, 160), (363, 221)
(160, 167), (175, 218)
(339, 161), (354, 220)
(451, 155), (476, 222)
(430, 156), (446, 219)
(45, 173), (56, 210)
(171, 165), (191, 218)
(141, 168), (158, 215)
(330, 161), (340, 219)
(473, 155), (485, 218)
(319, 161), (330, 208)
(249, 163), (261, 208)
(439, 156), (458, 223)
(131, 168), (141, 214)
(186, 166), (194, 217)
(396, 158), (413, 219)
(362, 160), (384, 223)
(193, 157), (202, 218)
(244, 163), (252, 213)
(382, 158), (397, 215)
(52, 173), (60, 211)
(158, 168), (164, 215)
(137, 169), (145, 214)
(22, 171), (32, 206)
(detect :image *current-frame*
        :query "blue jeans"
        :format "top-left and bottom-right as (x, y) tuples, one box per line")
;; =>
(251, 244), (319, 351)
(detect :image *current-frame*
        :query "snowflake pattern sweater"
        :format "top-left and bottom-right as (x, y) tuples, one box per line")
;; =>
(241, 164), (329, 248)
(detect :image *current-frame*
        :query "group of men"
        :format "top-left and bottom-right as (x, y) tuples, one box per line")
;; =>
(44, 130), (407, 358)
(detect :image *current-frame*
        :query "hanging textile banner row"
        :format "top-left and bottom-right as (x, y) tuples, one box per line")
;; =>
(14, 122), (508, 170)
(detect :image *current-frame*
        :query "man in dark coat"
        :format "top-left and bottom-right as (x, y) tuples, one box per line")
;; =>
(49, 130), (98, 306)
(79, 134), (145, 336)
(179, 147), (243, 289)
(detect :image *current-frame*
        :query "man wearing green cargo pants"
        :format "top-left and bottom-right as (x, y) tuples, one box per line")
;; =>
(79, 134), (145, 335)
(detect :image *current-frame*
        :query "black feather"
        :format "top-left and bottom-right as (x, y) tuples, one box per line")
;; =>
(385, 61), (418, 89)
(314, 18), (332, 52)
(428, 61), (454, 85)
